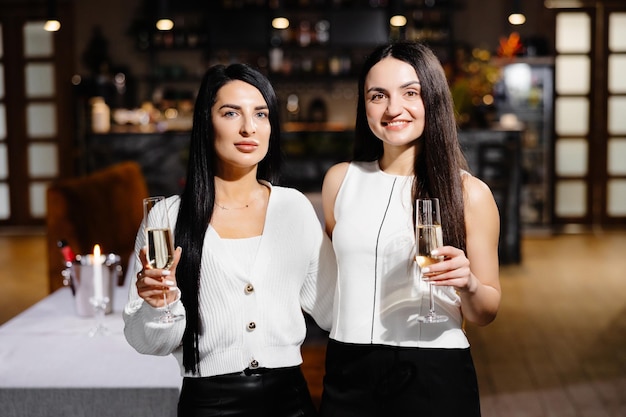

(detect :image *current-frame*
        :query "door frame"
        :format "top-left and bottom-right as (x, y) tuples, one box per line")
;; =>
(0, 1), (75, 227)
(550, 3), (626, 230)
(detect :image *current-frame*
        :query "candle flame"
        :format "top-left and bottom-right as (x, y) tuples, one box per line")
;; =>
(93, 244), (103, 265)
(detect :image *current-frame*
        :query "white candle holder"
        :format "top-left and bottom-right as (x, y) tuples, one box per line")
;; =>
(65, 253), (120, 317)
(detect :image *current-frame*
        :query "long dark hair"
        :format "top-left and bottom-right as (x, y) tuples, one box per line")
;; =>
(175, 63), (282, 374)
(354, 41), (467, 251)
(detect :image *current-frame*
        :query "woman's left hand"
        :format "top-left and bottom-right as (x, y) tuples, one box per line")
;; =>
(135, 246), (183, 308)
(420, 245), (478, 294)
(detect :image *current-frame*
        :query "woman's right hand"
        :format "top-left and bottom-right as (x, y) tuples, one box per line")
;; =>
(135, 246), (183, 308)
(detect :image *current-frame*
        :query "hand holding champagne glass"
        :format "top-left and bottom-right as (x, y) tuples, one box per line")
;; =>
(415, 198), (449, 323)
(143, 196), (183, 323)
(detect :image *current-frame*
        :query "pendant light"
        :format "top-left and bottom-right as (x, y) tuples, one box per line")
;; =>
(389, 0), (407, 28)
(508, 0), (526, 25)
(156, 0), (174, 31)
(44, 0), (61, 32)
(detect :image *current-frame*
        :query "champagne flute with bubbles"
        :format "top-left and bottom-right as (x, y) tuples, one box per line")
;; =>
(143, 196), (182, 323)
(415, 198), (449, 323)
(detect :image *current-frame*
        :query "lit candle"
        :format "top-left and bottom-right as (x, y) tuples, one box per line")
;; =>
(93, 244), (103, 301)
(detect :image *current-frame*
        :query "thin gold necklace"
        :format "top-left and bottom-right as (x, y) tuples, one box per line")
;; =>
(215, 197), (258, 210)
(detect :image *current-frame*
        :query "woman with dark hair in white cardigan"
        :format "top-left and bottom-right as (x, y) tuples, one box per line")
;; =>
(123, 63), (337, 417)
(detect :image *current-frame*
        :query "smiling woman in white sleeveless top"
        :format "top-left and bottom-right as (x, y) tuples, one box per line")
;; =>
(319, 41), (501, 417)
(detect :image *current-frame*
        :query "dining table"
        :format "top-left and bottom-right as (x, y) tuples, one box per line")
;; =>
(0, 281), (182, 417)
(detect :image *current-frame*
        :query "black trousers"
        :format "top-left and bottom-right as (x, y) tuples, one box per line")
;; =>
(178, 365), (318, 417)
(319, 339), (481, 417)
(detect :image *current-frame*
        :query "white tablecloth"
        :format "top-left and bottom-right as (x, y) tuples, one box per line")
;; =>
(0, 283), (181, 417)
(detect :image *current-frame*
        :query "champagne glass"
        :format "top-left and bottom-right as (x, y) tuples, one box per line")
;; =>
(143, 196), (183, 323)
(415, 198), (448, 323)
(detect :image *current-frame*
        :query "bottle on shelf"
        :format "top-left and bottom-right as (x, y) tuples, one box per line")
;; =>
(90, 96), (111, 133)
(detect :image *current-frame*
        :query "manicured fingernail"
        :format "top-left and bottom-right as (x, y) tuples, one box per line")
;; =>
(431, 249), (440, 256)
(164, 280), (175, 286)
(162, 270), (171, 276)
(422, 267), (430, 273)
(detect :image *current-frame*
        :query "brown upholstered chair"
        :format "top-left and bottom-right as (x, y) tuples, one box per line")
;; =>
(46, 161), (149, 293)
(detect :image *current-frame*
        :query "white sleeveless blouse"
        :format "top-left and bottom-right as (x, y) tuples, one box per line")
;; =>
(330, 161), (469, 348)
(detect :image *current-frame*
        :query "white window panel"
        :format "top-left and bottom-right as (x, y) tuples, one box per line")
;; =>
(0, 103), (5, 140)
(26, 103), (57, 138)
(0, 183), (9, 220)
(556, 139), (588, 176)
(25, 63), (55, 98)
(28, 143), (58, 177)
(608, 55), (626, 93)
(29, 182), (48, 218)
(0, 64), (4, 99)
(608, 54), (626, 94)
(0, 143), (7, 179)
(23, 21), (53, 58)
(608, 138), (626, 175)
(556, 13), (591, 53)
(555, 180), (587, 217)
(555, 97), (589, 136)
(609, 13), (626, 52)
(556, 55), (590, 95)
(0, 143), (9, 180)
(608, 97), (626, 135)
(607, 179), (626, 216)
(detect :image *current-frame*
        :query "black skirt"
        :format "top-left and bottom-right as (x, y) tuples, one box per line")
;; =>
(319, 339), (481, 417)
(178, 365), (318, 417)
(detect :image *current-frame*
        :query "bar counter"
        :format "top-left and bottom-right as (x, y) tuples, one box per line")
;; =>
(84, 124), (354, 196)
(84, 126), (521, 263)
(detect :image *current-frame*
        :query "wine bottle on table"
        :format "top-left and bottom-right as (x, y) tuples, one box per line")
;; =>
(58, 239), (77, 294)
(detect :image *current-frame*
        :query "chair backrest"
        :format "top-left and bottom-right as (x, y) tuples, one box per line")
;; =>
(46, 161), (149, 293)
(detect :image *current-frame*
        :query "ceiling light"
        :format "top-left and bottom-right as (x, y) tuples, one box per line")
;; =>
(390, 15), (407, 27)
(44, 19), (61, 32)
(272, 17), (290, 30)
(44, 0), (60, 32)
(508, 13), (526, 25)
(509, 0), (526, 25)
(156, 18), (174, 31)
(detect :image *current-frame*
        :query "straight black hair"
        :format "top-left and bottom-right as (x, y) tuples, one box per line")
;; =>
(175, 63), (282, 374)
